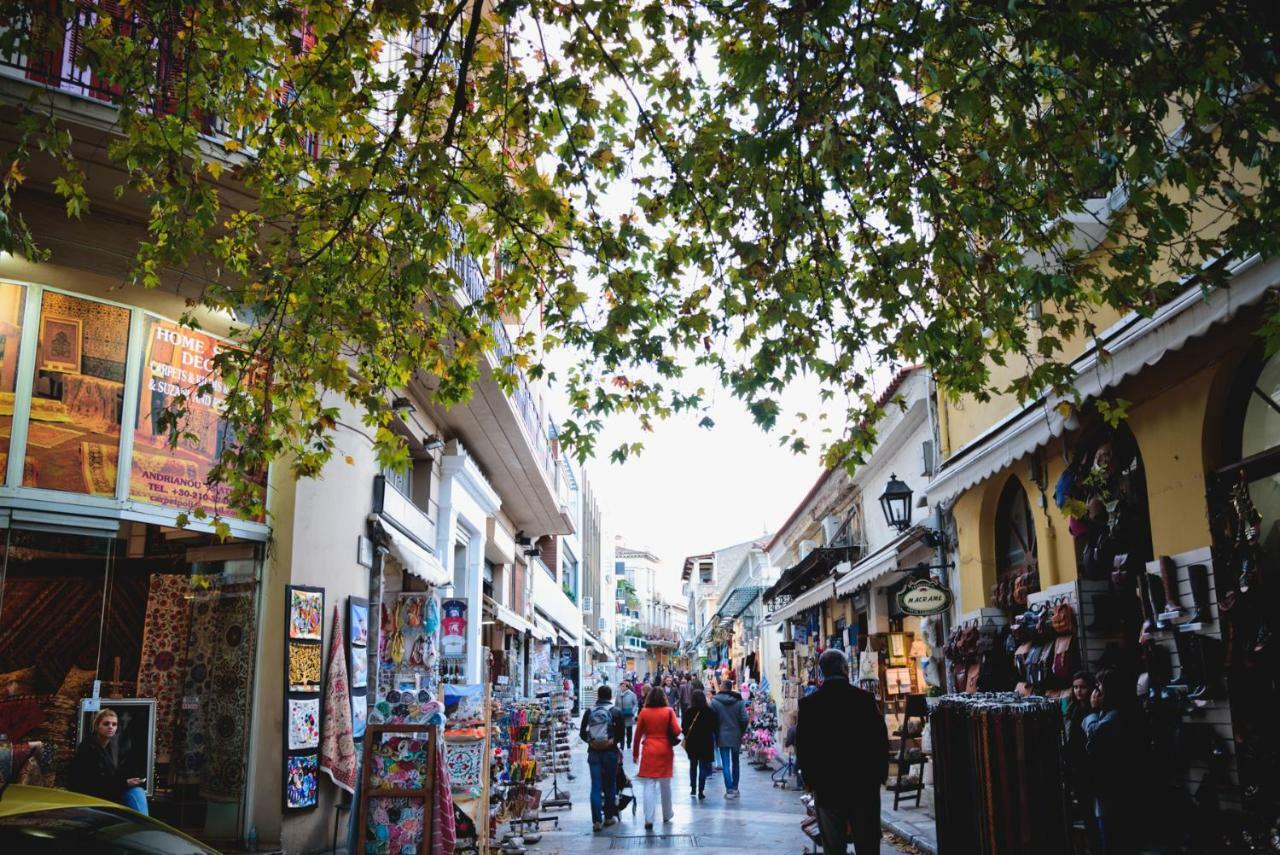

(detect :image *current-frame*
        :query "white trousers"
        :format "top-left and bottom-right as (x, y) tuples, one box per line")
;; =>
(639, 777), (673, 824)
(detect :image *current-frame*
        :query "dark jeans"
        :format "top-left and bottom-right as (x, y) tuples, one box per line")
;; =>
(587, 749), (619, 824)
(688, 756), (713, 794)
(815, 793), (880, 855)
(718, 746), (740, 791)
(624, 722), (634, 749)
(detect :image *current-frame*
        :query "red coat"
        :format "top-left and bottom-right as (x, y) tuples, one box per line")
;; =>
(632, 707), (680, 779)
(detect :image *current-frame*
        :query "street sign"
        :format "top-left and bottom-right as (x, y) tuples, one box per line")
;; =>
(896, 578), (953, 616)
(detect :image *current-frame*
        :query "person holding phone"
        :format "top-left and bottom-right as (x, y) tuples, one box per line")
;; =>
(69, 708), (149, 815)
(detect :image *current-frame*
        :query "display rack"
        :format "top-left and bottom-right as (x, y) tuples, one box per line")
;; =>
(355, 724), (437, 855)
(888, 693), (929, 809)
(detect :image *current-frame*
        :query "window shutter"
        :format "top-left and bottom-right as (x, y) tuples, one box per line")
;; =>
(25, 0), (67, 86)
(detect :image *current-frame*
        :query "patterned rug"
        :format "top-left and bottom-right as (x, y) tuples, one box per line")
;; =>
(136, 574), (193, 764)
(180, 583), (258, 801)
(0, 421), (83, 448)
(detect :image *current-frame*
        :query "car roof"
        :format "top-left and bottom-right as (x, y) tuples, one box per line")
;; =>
(0, 784), (127, 820)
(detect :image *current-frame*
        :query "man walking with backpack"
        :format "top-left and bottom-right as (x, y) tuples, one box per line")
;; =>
(709, 679), (749, 798)
(580, 685), (626, 832)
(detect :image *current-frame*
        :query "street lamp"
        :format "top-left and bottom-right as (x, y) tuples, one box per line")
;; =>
(879, 473), (914, 532)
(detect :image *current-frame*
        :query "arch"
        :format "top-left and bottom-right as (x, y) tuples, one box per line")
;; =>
(994, 476), (1037, 579)
(1063, 412), (1154, 576)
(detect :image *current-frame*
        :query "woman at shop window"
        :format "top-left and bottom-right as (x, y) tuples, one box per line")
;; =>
(681, 689), (719, 799)
(632, 686), (681, 829)
(1082, 670), (1148, 855)
(69, 708), (148, 815)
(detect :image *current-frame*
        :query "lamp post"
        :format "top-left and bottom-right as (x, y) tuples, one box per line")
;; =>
(879, 473), (914, 532)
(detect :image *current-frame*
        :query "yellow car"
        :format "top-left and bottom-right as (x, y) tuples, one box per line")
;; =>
(0, 784), (221, 854)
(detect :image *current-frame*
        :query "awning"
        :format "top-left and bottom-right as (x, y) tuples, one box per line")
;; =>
(836, 526), (928, 595)
(928, 255), (1277, 508)
(531, 614), (556, 641)
(763, 545), (857, 604)
(376, 516), (449, 585)
(714, 585), (765, 622)
(487, 598), (536, 636)
(583, 630), (607, 657)
(535, 607), (581, 645)
(764, 573), (841, 626)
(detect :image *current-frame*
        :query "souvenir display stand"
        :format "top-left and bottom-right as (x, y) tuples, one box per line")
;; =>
(540, 692), (573, 810)
(443, 683), (492, 855)
(930, 694), (1068, 855)
(888, 693), (929, 810)
(355, 723), (437, 855)
(491, 696), (562, 839)
(744, 692), (778, 770)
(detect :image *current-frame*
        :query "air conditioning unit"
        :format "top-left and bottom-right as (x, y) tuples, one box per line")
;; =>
(582, 595), (593, 613)
(798, 539), (817, 560)
(821, 516), (843, 546)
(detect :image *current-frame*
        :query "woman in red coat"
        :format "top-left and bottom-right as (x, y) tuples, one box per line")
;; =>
(632, 685), (681, 830)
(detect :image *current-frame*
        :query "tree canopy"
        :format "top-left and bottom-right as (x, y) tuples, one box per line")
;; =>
(2, 0), (1276, 522)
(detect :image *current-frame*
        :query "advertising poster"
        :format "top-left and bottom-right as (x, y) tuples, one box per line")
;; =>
(130, 316), (265, 520)
(440, 597), (468, 660)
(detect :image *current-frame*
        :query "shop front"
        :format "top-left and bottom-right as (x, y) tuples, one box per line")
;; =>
(0, 274), (271, 846)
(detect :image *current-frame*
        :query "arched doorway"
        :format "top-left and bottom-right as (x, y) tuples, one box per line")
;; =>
(993, 476), (1038, 609)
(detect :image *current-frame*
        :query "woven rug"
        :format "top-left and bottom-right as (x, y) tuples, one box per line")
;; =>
(137, 574), (192, 764)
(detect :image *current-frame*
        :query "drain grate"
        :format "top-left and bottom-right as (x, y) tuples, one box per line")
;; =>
(609, 835), (698, 849)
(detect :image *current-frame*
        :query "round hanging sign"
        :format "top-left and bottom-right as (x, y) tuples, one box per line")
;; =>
(896, 578), (953, 616)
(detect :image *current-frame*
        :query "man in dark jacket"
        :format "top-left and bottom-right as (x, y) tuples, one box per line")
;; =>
(709, 680), (750, 798)
(796, 649), (888, 855)
(579, 685), (626, 832)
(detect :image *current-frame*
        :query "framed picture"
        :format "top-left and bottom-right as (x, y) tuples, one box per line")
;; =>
(887, 632), (908, 666)
(38, 315), (83, 374)
(289, 587), (323, 641)
(78, 698), (156, 796)
(349, 597), (369, 647)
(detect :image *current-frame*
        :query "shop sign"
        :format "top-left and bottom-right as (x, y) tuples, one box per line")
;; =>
(441, 597), (468, 658)
(896, 578), (953, 616)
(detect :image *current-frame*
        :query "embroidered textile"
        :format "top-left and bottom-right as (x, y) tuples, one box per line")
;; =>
(137, 574), (192, 763)
(320, 607), (357, 794)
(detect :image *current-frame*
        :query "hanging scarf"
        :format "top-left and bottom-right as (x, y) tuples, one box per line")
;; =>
(320, 606), (357, 794)
(432, 734), (456, 855)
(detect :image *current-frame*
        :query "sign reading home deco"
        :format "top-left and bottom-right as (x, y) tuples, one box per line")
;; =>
(896, 578), (953, 616)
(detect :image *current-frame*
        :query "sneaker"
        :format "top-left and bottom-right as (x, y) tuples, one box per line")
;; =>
(592, 822), (603, 832)
(604, 817), (618, 828)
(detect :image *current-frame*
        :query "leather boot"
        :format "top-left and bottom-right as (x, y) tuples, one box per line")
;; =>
(1147, 572), (1171, 630)
(1170, 630), (1202, 691)
(1189, 634), (1225, 701)
(1184, 563), (1211, 626)
(1137, 571), (1160, 639)
(1158, 555), (1185, 621)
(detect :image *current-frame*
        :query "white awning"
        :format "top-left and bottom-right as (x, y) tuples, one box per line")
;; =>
(531, 614), (556, 641)
(836, 527), (925, 595)
(583, 631), (607, 656)
(534, 608), (579, 644)
(764, 574), (840, 626)
(378, 517), (449, 585)
(490, 600), (536, 636)
(927, 255), (1277, 508)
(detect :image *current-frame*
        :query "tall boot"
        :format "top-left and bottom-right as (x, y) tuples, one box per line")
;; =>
(1137, 571), (1158, 640)
(1184, 564), (1211, 626)
(1147, 571), (1171, 631)
(1158, 556), (1185, 621)
(1189, 634), (1225, 701)
(1170, 630), (1203, 692)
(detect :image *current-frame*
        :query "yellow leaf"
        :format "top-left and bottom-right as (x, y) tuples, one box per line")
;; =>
(224, 139), (242, 153)
(206, 159), (223, 180)
(6, 161), (25, 185)
(344, 455), (354, 465)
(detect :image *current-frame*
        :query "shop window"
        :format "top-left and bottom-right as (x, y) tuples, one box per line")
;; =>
(995, 477), (1037, 578)
(0, 282), (26, 478)
(0, 523), (260, 840)
(23, 291), (131, 495)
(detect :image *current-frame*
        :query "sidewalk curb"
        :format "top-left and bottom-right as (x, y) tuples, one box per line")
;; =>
(881, 813), (938, 855)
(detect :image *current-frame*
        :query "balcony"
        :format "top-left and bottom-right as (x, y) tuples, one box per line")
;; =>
(640, 624), (680, 649)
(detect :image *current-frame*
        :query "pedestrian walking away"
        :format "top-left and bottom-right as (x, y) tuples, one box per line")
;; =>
(633, 686), (681, 829)
(678, 677), (693, 716)
(709, 679), (749, 797)
(681, 688), (719, 799)
(617, 681), (640, 749)
(796, 649), (888, 855)
(580, 685), (627, 832)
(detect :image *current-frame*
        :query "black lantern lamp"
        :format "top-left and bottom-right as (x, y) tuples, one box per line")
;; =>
(879, 473), (914, 532)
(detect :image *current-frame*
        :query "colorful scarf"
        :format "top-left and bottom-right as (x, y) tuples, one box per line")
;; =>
(320, 606), (357, 794)
(432, 736), (456, 855)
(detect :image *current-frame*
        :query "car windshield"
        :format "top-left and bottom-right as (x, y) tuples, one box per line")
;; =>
(0, 805), (221, 854)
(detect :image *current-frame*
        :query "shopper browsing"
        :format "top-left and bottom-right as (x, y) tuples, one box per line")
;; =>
(796, 649), (888, 855)
(1082, 669), (1149, 855)
(632, 686), (682, 830)
(579, 685), (626, 832)
(709, 679), (749, 798)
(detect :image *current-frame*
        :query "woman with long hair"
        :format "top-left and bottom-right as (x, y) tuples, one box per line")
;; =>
(1083, 669), (1148, 854)
(680, 689), (718, 799)
(68, 708), (148, 814)
(632, 685), (681, 829)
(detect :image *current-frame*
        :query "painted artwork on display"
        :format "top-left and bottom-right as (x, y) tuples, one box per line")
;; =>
(442, 683), (485, 721)
(287, 697), (321, 750)
(285, 753), (319, 808)
(350, 649), (368, 689)
(288, 641), (322, 692)
(350, 695), (367, 739)
(349, 598), (369, 647)
(38, 315), (83, 374)
(289, 588), (323, 640)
